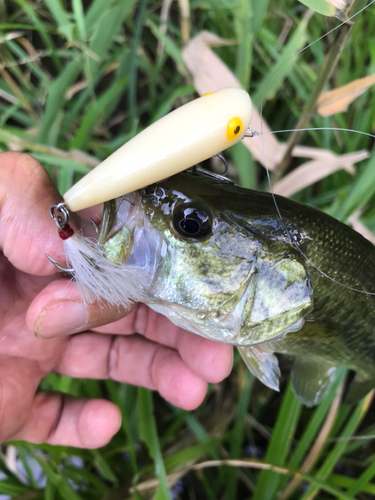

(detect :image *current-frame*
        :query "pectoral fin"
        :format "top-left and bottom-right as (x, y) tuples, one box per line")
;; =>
(238, 345), (280, 391)
(291, 356), (337, 407)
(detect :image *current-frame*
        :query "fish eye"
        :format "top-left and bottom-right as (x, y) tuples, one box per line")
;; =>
(173, 203), (212, 239)
(227, 117), (243, 140)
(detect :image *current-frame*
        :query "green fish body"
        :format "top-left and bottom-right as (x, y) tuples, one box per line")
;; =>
(99, 171), (375, 406)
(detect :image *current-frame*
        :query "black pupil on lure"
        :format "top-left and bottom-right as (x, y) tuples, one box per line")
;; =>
(173, 204), (212, 239)
(234, 125), (240, 134)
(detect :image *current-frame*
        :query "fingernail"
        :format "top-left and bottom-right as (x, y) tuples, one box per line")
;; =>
(35, 300), (89, 338)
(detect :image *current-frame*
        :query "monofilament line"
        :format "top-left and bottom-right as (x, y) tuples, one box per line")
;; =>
(259, 0), (375, 296)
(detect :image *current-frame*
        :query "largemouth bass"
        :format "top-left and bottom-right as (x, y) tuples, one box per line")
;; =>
(93, 170), (375, 406)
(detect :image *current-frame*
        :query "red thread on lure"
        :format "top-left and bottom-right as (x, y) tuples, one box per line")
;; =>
(58, 223), (74, 240)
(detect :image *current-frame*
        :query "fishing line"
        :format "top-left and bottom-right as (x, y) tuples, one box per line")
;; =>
(258, 125), (375, 296)
(260, 127), (375, 140)
(257, 0), (375, 296)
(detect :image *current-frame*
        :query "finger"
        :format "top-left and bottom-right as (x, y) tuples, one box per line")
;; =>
(11, 393), (121, 449)
(27, 279), (135, 338)
(28, 281), (233, 384)
(0, 152), (67, 275)
(57, 332), (208, 410)
(0, 357), (42, 444)
(177, 333), (233, 384)
(94, 303), (233, 384)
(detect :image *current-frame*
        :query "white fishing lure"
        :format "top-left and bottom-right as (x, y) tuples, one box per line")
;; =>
(49, 88), (253, 306)
(64, 88), (253, 212)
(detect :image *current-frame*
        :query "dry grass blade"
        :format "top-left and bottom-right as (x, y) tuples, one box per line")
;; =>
(298, 0), (350, 20)
(65, 80), (89, 100)
(65, 61), (120, 100)
(178, 0), (190, 44)
(329, 0), (351, 8)
(291, 145), (347, 160)
(132, 459), (295, 493)
(18, 37), (43, 68)
(1, 129), (99, 167)
(348, 210), (375, 245)
(279, 381), (344, 500)
(273, 150), (368, 197)
(157, 0), (173, 56)
(304, 390), (375, 500)
(317, 74), (375, 117)
(0, 445), (27, 483)
(0, 65), (37, 118)
(0, 88), (18, 104)
(0, 31), (26, 42)
(132, 458), (353, 499)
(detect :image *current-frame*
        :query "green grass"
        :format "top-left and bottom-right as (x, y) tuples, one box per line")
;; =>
(1, 0), (375, 498)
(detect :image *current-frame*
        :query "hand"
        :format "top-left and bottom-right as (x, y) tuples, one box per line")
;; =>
(0, 153), (233, 449)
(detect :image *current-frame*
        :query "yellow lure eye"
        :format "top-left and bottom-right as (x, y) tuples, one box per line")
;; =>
(227, 117), (243, 141)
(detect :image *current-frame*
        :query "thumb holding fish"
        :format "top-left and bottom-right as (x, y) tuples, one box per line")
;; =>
(0, 152), (233, 447)
(0, 152), (67, 275)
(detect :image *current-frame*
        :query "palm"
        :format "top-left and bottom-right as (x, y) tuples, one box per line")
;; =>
(0, 153), (233, 448)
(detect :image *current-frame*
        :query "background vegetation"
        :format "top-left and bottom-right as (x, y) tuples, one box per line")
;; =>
(1, 0), (375, 498)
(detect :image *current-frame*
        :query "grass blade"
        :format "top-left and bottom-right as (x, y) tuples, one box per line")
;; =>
(146, 18), (186, 75)
(43, 0), (74, 40)
(38, 59), (83, 144)
(252, 14), (309, 105)
(128, 0), (149, 132)
(69, 76), (128, 150)
(234, 0), (253, 88)
(226, 370), (253, 499)
(72, 0), (86, 42)
(24, 446), (84, 500)
(13, 0), (62, 70)
(300, 391), (374, 499)
(333, 152), (375, 220)
(346, 459), (375, 497)
(252, 382), (302, 500)
(137, 388), (172, 500)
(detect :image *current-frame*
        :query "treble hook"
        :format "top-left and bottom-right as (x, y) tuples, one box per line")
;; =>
(45, 254), (75, 277)
(214, 153), (229, 176)
(188, 152), (234, 184)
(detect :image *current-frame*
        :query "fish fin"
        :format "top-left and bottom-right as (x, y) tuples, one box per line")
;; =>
(291, 356), (337, 407)
(238, 345), (280, 391)
(345, 373), (375, 404)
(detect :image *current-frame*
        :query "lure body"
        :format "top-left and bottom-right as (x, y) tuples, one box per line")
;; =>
(63, 88), (252, 212)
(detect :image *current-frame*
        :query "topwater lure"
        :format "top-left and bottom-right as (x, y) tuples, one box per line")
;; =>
(48, 88), (253, 306)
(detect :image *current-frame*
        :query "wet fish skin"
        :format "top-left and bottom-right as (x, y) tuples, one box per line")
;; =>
(101, 171), (375, 405)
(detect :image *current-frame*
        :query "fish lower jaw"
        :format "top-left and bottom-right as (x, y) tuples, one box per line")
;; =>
(145, 300), (304, 348)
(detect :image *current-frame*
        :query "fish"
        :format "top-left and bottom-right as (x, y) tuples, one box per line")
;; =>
(79, 169), (375, 407)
